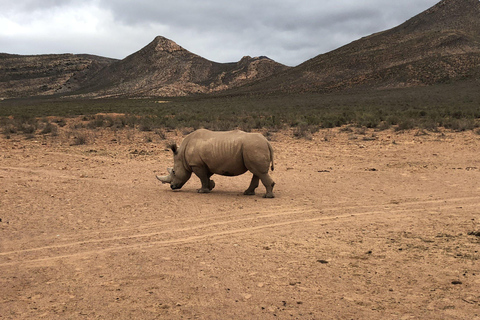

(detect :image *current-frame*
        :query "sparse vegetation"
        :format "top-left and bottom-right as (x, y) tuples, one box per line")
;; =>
(1, 81), (480, 140)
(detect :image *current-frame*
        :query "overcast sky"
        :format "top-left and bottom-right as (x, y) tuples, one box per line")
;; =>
(1, 0), (440, 66)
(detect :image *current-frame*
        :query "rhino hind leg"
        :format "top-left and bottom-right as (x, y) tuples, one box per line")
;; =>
(259, 173), (275, 198)
(244, 175), (260, 195)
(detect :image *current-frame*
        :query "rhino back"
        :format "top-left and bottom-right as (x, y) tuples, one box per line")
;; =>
(184, 130), (264, 176)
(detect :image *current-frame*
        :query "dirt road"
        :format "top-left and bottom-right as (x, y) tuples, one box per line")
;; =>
(1, 125), (479, 319)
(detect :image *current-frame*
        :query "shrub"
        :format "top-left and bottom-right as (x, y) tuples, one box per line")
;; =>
(71, 133), (88, 145)
(420, 119), (439, 132)
(88, 117), (103, 129)
(208, 120), (236, 131)
(40, 122), (58, 135)
(444, 119), (476, 132)
(356, 114), (381, 129)
(395, 119), (416, 131)
(293, 122), (317, 140)
(155, 129), (167, 140)
(112, 117), (127, 128)
(339, 126), (354, 133)
(3, 123), (16, 135)
(54, 118), (67, 127)
(20, 123), (36, 134)
(138, 117), (154, 132)
(9, 116), (38, 135)
(376, 121), (391, 131)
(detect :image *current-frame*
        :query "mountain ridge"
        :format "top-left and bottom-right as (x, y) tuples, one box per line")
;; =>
(0, 36), (289, 99)
(239, 0), (480, 94)
(0, 53), (117, 98)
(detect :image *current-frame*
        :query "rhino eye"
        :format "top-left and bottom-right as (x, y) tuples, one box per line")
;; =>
(172, 169), (175, 175)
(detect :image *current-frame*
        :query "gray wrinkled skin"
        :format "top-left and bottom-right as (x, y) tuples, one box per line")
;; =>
(156, 129), (275, 198)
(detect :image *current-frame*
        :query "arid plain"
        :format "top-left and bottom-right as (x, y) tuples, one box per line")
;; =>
(1, 121), (479, 319)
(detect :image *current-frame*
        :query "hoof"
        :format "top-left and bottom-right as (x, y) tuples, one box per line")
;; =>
(243, 190), (255, 196)
(263, 193), (275, 199)
(197, 188), (211, 194)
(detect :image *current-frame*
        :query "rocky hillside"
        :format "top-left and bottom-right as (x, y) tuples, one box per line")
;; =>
(73, 36), (289, 97)
(240, 0), (480, 94)
(0, 37), (288, 99)
(0, 54), (116, 98)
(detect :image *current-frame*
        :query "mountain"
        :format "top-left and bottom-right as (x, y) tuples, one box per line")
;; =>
(240, 0), (480, 94)
(72, 36), (289, 97)
(0, 37), (288, 99)
(0, 54), (116, 98)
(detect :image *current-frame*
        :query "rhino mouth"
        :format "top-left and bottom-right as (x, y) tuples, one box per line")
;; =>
(171, 184), (183, 190)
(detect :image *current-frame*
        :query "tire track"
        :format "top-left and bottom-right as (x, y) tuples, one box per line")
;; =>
(9, 194), (479, 249)
(1, 196), (479, 267)
(1, 207), (318, 261)
(0, 204), (301, 251)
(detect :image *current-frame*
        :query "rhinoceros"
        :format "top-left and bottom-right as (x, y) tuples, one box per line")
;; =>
(156, 129), (275, 198)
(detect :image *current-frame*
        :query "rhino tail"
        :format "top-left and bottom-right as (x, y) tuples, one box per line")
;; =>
(268, 142), (274, 171)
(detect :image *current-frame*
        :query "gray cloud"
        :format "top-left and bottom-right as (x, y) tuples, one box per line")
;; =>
(1, 0), (440, 66)
(2, 0), (75, 12)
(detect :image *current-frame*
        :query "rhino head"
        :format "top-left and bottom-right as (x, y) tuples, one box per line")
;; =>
(156, 144), (192, 190)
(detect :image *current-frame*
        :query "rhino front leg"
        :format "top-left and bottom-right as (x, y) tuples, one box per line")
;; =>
(192, 167), (214, 193)
(244, 174), (259, 195)
(208, 179), (215, 191)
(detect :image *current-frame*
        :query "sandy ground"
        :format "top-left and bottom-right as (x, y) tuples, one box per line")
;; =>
(1, 121), (479, 319)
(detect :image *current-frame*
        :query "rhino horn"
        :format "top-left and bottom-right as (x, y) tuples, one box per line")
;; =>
(156, 174), (172, 185)
(156, 175), (171, 184)
(156, 168), (174, 184)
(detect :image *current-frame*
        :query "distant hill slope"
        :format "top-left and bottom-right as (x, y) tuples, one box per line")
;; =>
(0, 54), (117, 98)
(240, 0), (480, 94)
(73, 36), (289, 97)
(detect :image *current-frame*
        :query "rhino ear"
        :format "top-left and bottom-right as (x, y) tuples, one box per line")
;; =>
(168, 143), (178, 155)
